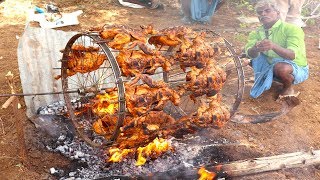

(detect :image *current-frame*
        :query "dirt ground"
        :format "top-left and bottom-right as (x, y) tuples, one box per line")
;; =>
(1, 0), (320, 179)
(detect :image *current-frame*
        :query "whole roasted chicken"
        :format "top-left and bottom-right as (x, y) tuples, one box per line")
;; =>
(125, 75), (180, 117)
(116, 49), (172, 77)
(100, 24), (157, 51)
(175, 32), (218, 70)
(184, 60), (226, 100)
(148, 26), (194, 48)
(195, 95), (230, 128)
(55, 45), (106, 79)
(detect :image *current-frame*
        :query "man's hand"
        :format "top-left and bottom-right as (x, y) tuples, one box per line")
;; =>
(255, 39), (274, 52)
(249, 39), (295, 60)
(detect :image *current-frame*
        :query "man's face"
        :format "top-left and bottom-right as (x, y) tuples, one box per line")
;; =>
(256, 5), (279, 27)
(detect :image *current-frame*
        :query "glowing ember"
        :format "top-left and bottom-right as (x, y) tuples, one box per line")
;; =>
(92, 92), (118, 116)
(198, 167), (216, 180)
(136, 138), (172, 166)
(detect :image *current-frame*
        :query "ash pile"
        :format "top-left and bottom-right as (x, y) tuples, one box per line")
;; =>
(32, 114), (232, 179)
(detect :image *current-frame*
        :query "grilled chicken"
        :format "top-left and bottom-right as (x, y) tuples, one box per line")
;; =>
(195, 95), (230, 128)
(116, 50), (172, 77)
(55, 45), (106, 79)
(125, 75), (180, 117)
(184, 60), (226, 100)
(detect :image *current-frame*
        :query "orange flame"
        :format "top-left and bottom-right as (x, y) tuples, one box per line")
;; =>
(198, 167), (216, 180)
(107, 138), (172, 165)
(92, 92), (118, 115)
(136, 138), (171, 166)
(108, 148), (135, 163)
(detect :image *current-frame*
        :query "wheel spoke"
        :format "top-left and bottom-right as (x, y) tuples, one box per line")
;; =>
(61, 33), (124, 147)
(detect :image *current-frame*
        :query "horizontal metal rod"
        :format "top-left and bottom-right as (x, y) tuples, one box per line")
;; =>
(52, 66), (112, 70)
(0, 86), (118, 98)
(0, 90), (77, 97)
(168, 79), (186, 83)
(169, 71), (189, 77)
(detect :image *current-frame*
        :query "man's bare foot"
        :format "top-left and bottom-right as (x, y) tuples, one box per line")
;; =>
(280, 87), (294, 96)
(278, 88), (300, 100)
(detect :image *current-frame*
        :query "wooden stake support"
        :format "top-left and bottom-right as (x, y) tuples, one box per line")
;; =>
(12, 96), (27, 164)
(1, 71), (27, 164)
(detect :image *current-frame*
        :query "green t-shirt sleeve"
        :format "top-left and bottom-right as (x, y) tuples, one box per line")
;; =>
(287, 26), (307, 65)
(286, 26), (303, 57)
(285, 26), (307, 66)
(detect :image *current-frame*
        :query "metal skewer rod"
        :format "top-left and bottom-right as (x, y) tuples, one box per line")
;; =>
(0, 90), (78, 97)
(0, 86), (118, 97)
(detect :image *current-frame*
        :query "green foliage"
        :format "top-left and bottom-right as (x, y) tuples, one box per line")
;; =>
(230, 0), (255, 12)
(301, 3), (317, 26)
(234, 32), (249, 43)
(301, 7), (310, 17)
(239, 22), (249, 28)
(306, 19), (316, 26)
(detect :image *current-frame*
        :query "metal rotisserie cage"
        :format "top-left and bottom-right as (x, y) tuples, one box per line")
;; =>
(59, 25), (244, 148)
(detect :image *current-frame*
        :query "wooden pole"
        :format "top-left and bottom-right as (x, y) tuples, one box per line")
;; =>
(135, 150), (320, 179)
(2, 71), (27, 164)
(215, 150), (320, 177)
(12, 96), (27, 164)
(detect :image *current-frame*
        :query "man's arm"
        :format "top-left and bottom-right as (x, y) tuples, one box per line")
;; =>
(271, 43), (295, 60)
(250, 39), (295, 60)
(247, 43), (260, 59)
(245, 31), (261, 59)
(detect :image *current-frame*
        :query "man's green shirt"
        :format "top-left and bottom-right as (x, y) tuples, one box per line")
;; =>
(245, 20), (307, 67)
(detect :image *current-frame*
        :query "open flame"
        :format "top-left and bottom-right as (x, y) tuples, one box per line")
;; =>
(198, 167), (216, 180)
(108, 148), (135, 163)
(92, 92), (118, 116)
(136, 137), (172, 166)
(107, 138), (172, 166)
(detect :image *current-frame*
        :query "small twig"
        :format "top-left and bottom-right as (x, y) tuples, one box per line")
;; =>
(0, 117), (4, 135)
(251, 106), (261, 115)
(0, 156), (20, 161)
(303, 14), (320, 20)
